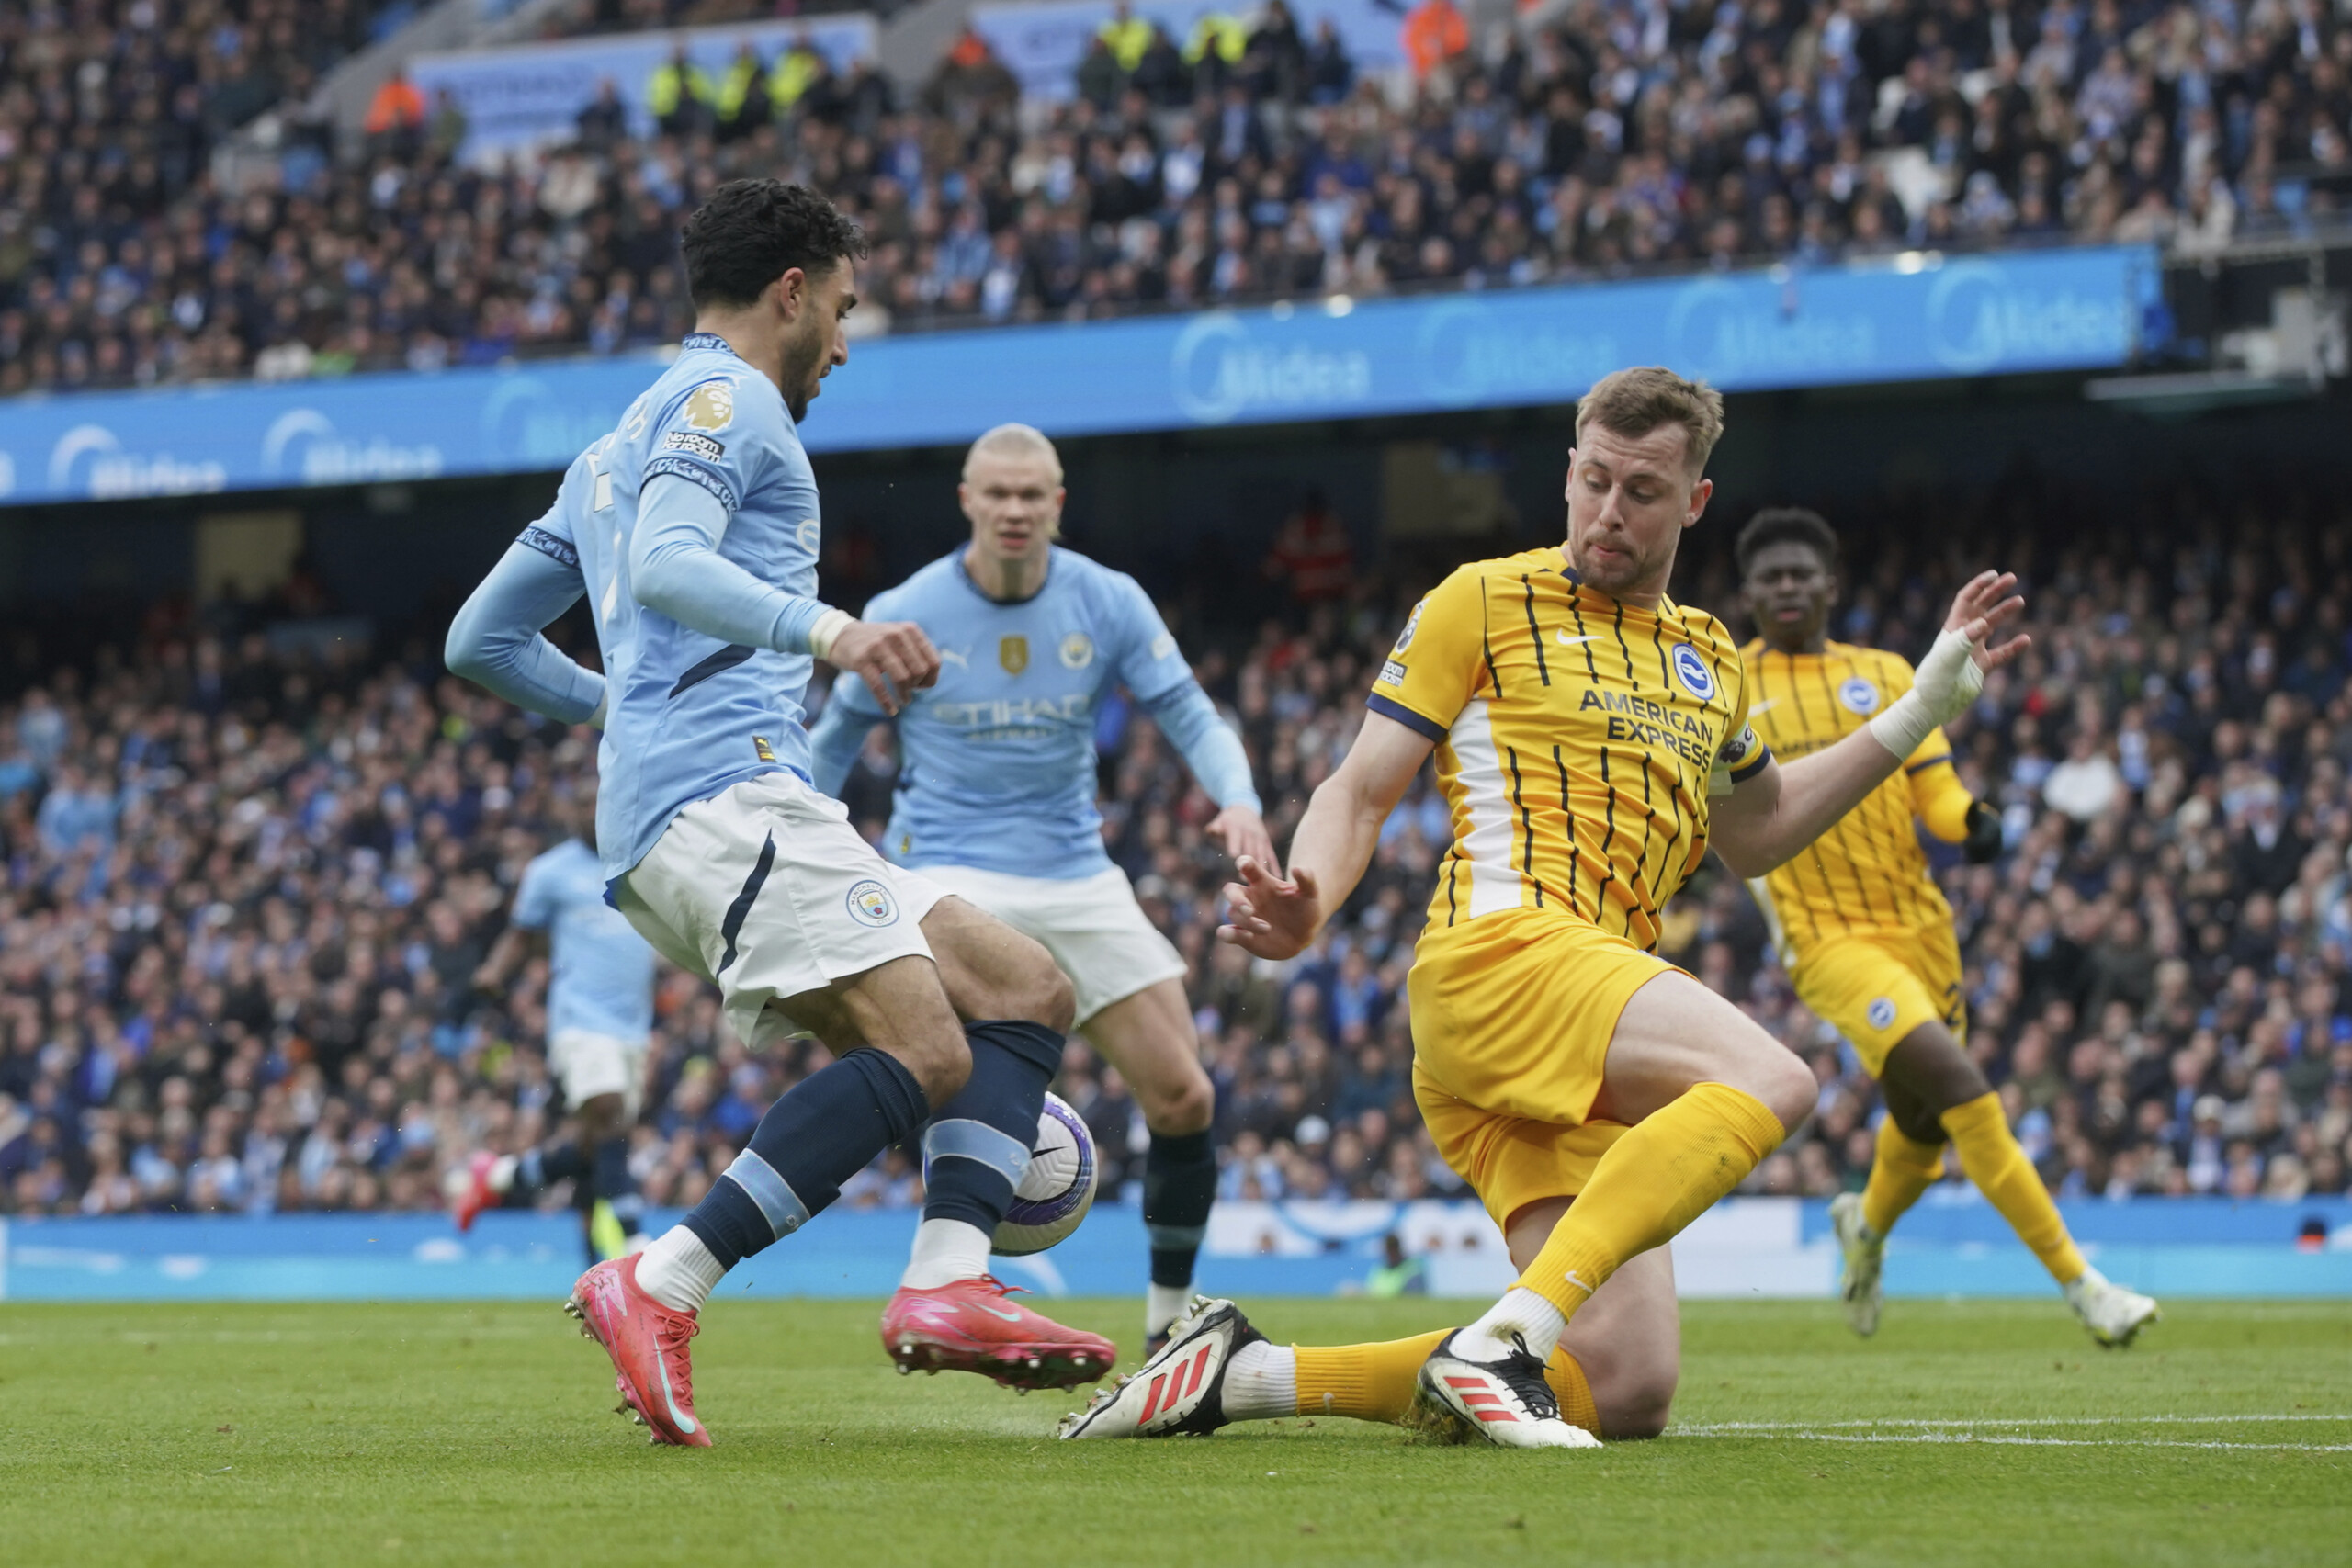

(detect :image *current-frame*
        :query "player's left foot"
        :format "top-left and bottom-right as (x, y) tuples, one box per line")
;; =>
(2064, 1267), (2160, 1348)
(880, 1275), (1116, 1392)
(1412, 1330), (1601, 1450)
(447, 1152), (502, 1233)
(1059, 1297), (1262, 1438)
(565, 1255), (710, 1446)
(1830, 1191), (1884, 1337)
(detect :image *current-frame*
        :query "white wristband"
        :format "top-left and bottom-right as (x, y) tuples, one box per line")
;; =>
(807, 608), (855, 662)
(1868, 626), (1984, 759)
(1866, 692), (1935, 760)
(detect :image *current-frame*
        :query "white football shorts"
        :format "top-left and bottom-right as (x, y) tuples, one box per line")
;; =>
(910, 862), (1186, 1025)
(548, 1027), (651, 1122)
(615, 772), (947, 1051)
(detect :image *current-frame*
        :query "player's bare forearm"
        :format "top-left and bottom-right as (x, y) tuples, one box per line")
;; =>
(473, 926), (532, 994)
(1708, 728), (1904, 876)
(1219, 710), (1430, 958)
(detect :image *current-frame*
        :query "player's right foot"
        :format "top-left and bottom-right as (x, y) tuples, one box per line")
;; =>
(2064, 1267), (2160, 1348)
(1830, 1191), (1884, 1337)
(1412, 1330), (1601, 1450)
(1058, 1296), (1263, 1438)
(881, 1275), (1116, 1392)
(565, 1254), (709, 1446)
(447, 1151), (500, 1233)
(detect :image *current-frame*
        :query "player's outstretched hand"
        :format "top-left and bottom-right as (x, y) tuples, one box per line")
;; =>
(1205, 804), (1277, 872)
(830, 619), (941, 716)
(1217, 855), (1319, 960)
(1942, 570), (2030, 673)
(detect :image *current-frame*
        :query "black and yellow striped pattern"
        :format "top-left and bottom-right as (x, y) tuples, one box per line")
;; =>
(1737, 639), (1953, 950)
(1369, 548), (1766, 954)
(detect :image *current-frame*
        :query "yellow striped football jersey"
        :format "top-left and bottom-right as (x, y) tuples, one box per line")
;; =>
(1369, 547), (1771, 953)
(1736, 639), (1977, 959)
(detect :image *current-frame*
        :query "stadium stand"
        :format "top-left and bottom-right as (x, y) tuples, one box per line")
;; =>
(1, 473), (2347, 1219)
(5, 0), (2347, 395)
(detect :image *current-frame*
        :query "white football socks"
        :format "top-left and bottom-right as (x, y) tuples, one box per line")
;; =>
(1218, 1340), (1297, 1423)
(1146, 1283), (1193, 1341)
(1452, 1287), (1569, 1364)
(900, 1218), (993, 1290)
(634, 1226), (725, 1314)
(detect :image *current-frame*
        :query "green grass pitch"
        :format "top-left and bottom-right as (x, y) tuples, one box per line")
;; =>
(3, 1296), (2346, 1567)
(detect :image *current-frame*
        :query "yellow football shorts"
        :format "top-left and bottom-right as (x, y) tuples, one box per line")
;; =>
(1786, 921), (1966, 1077)
(1408, 906), (1668, 1232)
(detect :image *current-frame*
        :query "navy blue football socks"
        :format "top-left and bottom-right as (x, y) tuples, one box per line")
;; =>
(920, 1020), (1067, 1236)
(1145, 1126), (1217, 1289)
(593, 1136), (644, 1231)
(683, 1048), (931, 1269)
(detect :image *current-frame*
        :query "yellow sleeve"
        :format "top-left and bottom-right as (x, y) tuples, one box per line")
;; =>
(1876, 651), (1971, 838)
(1910, 729), (1975, 840)
(1366, 568), (1487, 742)
(1707, 644), (1771, 796)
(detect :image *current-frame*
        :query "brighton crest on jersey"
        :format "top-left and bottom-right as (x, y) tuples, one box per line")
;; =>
(513, 838), (659, 1041)
(831, 547), (1193, 878)
(520, 333), (822, 884)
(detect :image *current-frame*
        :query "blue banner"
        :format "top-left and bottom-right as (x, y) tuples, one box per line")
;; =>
(0, 246), (2154, 507)
(3, 1196), (2341, 1302)
(409, 14), (880, 162)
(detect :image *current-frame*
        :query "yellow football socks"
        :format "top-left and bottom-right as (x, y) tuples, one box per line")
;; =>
(1861, 1116), (1946, 1237)
(1940, 1089), (2086, 1284)
(1295, 1330), (1446, 1422)
(1515, 1081), (1788, 1320)
(1544, 1346), (1600, 1435)
(1294, 1331), (1600, 1437)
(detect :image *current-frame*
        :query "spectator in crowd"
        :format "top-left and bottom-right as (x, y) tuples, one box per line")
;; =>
(363, 65), (427, 159)
(7, 0), (2348, 395)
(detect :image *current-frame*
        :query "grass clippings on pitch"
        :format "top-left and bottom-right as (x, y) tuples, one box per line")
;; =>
(2, 1296), (2346, 1567)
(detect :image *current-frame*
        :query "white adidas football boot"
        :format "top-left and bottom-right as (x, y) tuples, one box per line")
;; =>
(1412, 1330), (1601, 1450)
(1058, 1297), (1263, 1438)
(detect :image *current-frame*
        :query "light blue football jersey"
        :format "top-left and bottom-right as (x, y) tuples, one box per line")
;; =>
(827, 548), (1195, 878)
(523, 333), (823, 884)
(512, 839), (658, 1042)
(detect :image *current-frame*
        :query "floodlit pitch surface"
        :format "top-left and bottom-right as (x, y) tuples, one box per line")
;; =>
(2, 1298), (2346, 1566)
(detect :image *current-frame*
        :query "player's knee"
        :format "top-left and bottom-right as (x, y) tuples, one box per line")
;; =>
(894, 1032), (972, 1106)
(575, 1092), (626, 1139)
(1751, 1047), (1817, 1135)
(1020, 959), (1077, 1034)
(1148, 1070), (1216, 1137)
(1592, 1356), (1678, 1440)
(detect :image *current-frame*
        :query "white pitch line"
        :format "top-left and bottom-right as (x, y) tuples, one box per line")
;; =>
(1681, 1414), (2352, 1431)
(1676, 1431), (2352, 1453)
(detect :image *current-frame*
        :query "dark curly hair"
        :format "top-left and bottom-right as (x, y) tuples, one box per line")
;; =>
(1735, 506), (1841, 581)
(680, 179), (869, 310)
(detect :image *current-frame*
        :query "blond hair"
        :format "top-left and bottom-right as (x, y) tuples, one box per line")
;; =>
(1575, 367), (1725, 476)
(962, 423), (1064, 486)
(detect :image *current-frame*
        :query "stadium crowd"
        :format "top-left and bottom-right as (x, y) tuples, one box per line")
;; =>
(6, 0), (2351, 394)
(1, 478), (2349, 1224)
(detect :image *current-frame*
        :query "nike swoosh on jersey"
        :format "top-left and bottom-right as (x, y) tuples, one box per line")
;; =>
(1555, 632), (1602, 647)
(1748, 698), (1780, 715)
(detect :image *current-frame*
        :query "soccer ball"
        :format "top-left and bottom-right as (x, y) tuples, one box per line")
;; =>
(993, 1092), (1098, 1256)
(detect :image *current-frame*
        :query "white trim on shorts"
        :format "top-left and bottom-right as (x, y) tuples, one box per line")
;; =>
(909, 861), (1186, 1025)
